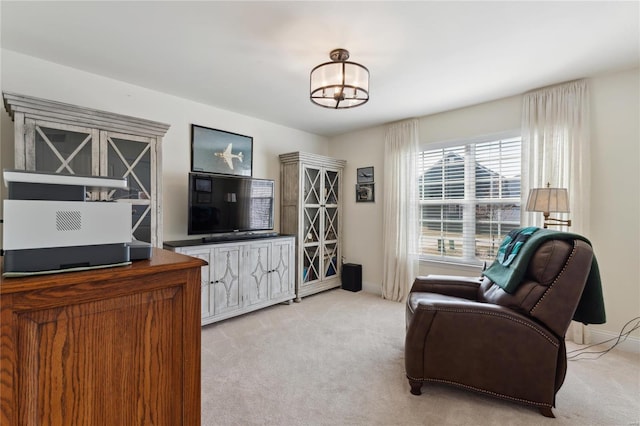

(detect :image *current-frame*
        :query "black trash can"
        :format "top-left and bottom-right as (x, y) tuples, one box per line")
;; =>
(341, 263), (362, 292)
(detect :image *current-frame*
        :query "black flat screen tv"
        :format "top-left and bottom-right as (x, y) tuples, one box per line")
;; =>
(188, 173), (275, 235)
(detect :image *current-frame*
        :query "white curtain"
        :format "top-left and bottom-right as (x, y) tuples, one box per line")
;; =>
(381, 119), (419, 302)
(522, 79), (590, 234)
(521, 79), (591, 343)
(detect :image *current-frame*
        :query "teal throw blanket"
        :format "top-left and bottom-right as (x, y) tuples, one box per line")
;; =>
(483, 228), (606, 325)
(496, 226), (538, 266)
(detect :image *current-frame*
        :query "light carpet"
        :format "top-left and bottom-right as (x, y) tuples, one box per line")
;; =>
(201, 289), (640, 426)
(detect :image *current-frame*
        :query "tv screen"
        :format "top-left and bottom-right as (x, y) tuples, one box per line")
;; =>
(188, 173), (274, 235)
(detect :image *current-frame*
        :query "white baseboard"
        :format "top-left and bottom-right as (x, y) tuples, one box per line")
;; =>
(587, 329), (640, 354)
(362, 281), (381, 296)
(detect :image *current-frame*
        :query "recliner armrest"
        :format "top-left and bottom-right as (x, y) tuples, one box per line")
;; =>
(410, 275), (482, 300)
(405, 298), (561, 391)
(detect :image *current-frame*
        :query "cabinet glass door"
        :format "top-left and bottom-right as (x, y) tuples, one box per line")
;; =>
(324, 169), (339, 205)
(302, 165), (322, 284)
(303, 245), (320, 283)
(323, 242), (339, 279)
(323, 168), (340, 279)
(101, 131), (154, 243)
(303, 166), (321, 205)
(303, 206), (321, 245)
(26, 119), (98, 176)
(324, 206), (338, 242)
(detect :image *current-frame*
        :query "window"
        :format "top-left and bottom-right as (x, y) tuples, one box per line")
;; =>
(417, 135), (521, 263)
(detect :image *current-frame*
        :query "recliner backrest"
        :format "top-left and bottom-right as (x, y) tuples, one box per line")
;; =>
(478, 239), (593, 337)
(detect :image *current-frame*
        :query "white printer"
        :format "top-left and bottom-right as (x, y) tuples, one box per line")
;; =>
(2, 170), (135, 275)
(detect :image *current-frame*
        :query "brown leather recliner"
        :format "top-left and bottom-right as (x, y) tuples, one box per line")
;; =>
(405, 238), (594, 418)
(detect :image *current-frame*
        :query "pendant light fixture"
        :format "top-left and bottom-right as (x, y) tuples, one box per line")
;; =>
(310, 48), (369, 109)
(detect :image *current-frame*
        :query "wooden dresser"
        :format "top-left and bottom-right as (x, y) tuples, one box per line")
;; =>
(0, 249), (205, 426)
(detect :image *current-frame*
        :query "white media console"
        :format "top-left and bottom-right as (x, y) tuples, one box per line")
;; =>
(164, 235), (295, 326)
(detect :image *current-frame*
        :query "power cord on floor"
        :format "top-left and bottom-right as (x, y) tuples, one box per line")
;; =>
(566, 316), (640, 361)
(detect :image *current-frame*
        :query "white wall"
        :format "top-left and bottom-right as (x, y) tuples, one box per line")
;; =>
(589, 68), (640, 343)
(328, 124), (387, 293)
(330, 67), (640, 342)
(2, 49), (637, 343)
(329, 95), (522, 292)
(0, 49), (329, 241)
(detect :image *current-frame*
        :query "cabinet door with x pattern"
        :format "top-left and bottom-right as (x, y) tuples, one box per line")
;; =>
(100, 131), (158, 244)
(24, 119), (100, 179)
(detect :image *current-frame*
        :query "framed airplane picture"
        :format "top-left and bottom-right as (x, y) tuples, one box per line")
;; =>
(191, 124), (253, 176)
(357, 166), (374, 183)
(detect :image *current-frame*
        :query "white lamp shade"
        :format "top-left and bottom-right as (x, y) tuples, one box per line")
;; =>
(526, 187), (570, 213)
(310, 60), (369, 109)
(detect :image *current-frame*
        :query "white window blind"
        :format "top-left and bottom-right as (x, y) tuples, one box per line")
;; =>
(417, 136), (521, 263)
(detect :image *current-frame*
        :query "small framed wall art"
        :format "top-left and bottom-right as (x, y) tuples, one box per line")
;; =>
(357, 166), (374, 184)
(191, 124), (253, 176)
(356, 183), (375, 203)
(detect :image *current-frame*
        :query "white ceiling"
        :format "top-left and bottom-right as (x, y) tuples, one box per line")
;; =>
(1, 1), (638, 137)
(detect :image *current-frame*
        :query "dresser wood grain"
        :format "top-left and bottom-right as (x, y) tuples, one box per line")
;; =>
(0, 248), (205, 426)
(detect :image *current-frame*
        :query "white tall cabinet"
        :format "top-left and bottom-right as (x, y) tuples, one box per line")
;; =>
(3, 92), (169, 246)
(279, 152), (346, 301)
(165, 236), (296, 326)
